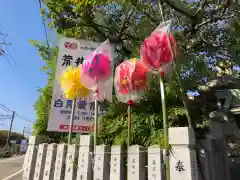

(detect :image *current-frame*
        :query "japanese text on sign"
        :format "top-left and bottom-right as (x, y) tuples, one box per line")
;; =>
(61, 55), (84, 67)
(48, 37), (114, 133)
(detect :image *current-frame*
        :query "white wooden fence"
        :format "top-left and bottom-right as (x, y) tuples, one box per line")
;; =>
(22, 127), (199, 180)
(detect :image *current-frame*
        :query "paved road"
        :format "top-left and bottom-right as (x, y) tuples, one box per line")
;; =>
(5, 173), (23, 180)
(0, 156), (24, 180)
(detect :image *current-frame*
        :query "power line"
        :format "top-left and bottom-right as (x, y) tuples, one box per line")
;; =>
(0, 37), (41, 91)
(0, 115), (12, 119)
(0, 104), (14, 112)
(0, 104), (34, 123)
(0, 21), (37, 90)
(0, 2), (51, 91)
(0, 26), (23, 79)
(15, 114), (34, 124)
(1, 51), (20, 78)
(0, 21), (25, 78)
(0, 35), (24, 84)
(37, 0), (50, 49)
(4, 54), (25, 82)
(0, 104), (12, 113)
(5, 47), (20, 69)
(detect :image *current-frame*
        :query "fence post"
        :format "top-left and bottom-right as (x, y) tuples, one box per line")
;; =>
(110, 145), (125, 180)
(33, 143), (48, 180)
(77, 135), (93, 180)
(198, 139), (212, 180)
(43, 143), (57, 180)
(64, 144), (79, 180)
(94, 145), (111, 180)
(148, 145), (164, 180)
(169, 127), (198, 180)
(53, 144), (67, 180)
(128, 145), (146, 180)
(22, 136), (47, 180)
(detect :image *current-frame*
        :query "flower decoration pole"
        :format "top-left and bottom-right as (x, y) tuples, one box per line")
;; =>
(114, 59), (148, 147)
(156, 0), (193, 129)
(68, 98), (77, 144)
(153, 3), (193, 173)
(159, 71), (169, 179)
(93, 88), (99, 154)
(127, 99), (133, 146)
(81, 40), (113, 153)
(59, 66), (89, 144)
(140, 20), (177, 180)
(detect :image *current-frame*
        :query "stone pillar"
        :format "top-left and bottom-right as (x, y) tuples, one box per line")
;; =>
(210, 138), (230, 180)
(222, 138), (231, 180)
(94, 145), (111, 180)
(198, 139), (212, 180)
(43, 143), (57, 180)
(148, 145), (164, 180)
(53, 144), (67, 180)
(128, 145), (146, 180)
(22, 136), (47, 180)
(169, 127), (198, 180)
(110, 146), (125, 180)
(212, 139), (224, 180)
(64, 144), (79, 180)
(77, 135), (93, 180)
(33, 143), (48, 180)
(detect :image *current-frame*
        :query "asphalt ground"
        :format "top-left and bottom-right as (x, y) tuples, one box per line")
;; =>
(0, 156), (24, 180)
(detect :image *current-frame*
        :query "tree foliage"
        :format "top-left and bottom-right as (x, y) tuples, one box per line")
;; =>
(40, 0), (240, 87)
(33, 0), (240, 145)
(30, 40), (58, 136)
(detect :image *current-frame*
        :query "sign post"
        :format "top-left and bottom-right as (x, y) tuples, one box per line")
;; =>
(48, 37), (113, 134)
(68, 99), (76, 144)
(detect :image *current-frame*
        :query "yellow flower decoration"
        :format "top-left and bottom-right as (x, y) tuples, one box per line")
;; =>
(59, 66), (89, 99)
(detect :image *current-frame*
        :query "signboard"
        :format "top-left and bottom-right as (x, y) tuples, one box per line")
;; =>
(48, 37), (113, 133)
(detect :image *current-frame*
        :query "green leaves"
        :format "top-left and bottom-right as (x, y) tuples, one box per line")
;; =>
(33, 0), (240, 144)
(30, 41), (58, 137)
(98, 112), (165, 146)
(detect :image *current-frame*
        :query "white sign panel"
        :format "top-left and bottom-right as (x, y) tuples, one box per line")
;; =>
(48, 37), (113, 132)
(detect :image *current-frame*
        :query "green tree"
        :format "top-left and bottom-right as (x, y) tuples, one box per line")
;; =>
(29, 40), (57, 136)
(33, 0), (240, 145)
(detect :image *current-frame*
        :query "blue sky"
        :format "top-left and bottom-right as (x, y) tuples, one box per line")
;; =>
(0, 0), (53, 134)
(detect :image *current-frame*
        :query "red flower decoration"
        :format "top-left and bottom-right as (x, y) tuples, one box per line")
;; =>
(115, 59), (148, 95)
(140, 31), (177, 70)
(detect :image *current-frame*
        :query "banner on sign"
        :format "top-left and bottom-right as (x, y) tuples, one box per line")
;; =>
(47, 37), (114, 133)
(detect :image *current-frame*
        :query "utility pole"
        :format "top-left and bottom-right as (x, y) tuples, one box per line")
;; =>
(23, 126), (30, 139)
(5, 111), (15, 150)
(23, 127), (25, 138)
